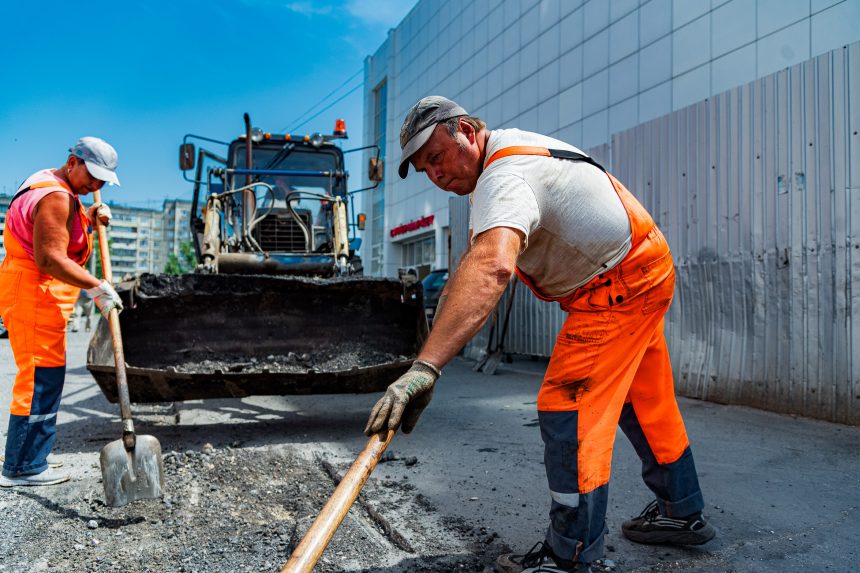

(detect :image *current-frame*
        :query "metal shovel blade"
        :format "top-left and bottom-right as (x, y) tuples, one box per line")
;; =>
(482, 350), (504, 376)
(472, 349), (489, 372)
(100, 435), (165, 508)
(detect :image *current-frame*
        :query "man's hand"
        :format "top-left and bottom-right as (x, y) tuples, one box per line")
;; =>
(364, 360), (441, 435)
(87, 202), (112, 226)
(86, 280), (124, 315)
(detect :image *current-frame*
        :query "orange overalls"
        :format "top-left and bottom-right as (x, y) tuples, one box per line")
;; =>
(485, 147), (704, 563)
(0, 175), (93, 477)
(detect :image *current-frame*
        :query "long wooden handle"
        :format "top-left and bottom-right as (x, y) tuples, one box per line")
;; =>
(93, 191), (135, 450)
(281, 430), (396, 573)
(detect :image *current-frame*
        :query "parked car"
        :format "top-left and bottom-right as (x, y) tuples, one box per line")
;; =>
(421, 268), (448, 325)
(0, 317), (7, 338)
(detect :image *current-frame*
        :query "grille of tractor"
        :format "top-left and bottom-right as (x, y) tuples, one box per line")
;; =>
(256, 212), (312, 252)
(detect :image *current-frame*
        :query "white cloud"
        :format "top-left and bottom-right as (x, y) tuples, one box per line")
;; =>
(285, 1), (333, 16)
(345, 0), (415, 28)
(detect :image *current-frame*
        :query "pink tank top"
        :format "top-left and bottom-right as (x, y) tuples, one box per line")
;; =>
(6, 169), (90, 261)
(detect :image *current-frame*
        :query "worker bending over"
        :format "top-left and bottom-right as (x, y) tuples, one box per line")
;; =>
(366, 96), (715, 572)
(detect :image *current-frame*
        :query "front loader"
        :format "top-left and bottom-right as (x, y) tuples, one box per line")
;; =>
(87, 114), (427, 403)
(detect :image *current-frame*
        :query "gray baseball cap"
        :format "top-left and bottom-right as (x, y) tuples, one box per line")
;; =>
(69, 136), (120, 186)
(399, 96), (468, 179)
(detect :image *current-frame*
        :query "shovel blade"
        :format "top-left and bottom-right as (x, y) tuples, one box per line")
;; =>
(481, 350), (503, 376)
(472, 351), (489, 372)
(100, 435), (165, 508)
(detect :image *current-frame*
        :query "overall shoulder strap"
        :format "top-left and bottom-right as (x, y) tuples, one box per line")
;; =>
(8, 186), (31, 207)
(485, 146), (606, 172)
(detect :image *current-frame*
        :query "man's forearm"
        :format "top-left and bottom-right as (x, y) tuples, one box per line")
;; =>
(418, 247), (514, 368)
(38, 256), (100, 289)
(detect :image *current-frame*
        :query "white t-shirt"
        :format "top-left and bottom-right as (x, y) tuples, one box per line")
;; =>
(470, 128), (632, 298)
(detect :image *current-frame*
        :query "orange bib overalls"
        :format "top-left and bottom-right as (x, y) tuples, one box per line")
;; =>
(0, 178), (93, 477)
(484, 147), (705, 564)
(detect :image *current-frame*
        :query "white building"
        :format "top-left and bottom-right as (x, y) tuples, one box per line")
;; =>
(362, 0), (860, 278)
(105, 204), (162, 278)
(156, 199), (194, 272)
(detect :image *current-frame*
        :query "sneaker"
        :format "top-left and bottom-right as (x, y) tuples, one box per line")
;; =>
(0, 453), (63, 469)
(622, 500), (716, 545)
(496, 542), (590, 573)
(0, 467), (70, 487)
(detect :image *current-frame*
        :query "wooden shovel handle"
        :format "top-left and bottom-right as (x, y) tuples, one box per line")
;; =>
(92, 191), (135, 448)
(280, 430), (396, 573)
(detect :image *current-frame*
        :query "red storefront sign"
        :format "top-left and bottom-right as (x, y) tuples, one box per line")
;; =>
(390, 214), (434, 238)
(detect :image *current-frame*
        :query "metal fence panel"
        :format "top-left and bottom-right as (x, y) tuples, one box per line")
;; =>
(612, 43), (859, 424)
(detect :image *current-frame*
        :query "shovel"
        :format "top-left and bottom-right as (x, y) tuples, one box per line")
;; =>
(481, 277), (518, 376)
(93, 190), (164, 508)
(281, 430), (395, 573)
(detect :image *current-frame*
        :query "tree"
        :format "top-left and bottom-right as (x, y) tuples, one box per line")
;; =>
(164, 240), (197, 275)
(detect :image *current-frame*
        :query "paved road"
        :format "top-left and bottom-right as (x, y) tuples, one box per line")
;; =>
(1, 328), (857, 572)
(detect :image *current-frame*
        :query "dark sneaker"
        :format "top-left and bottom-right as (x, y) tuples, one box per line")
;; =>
(496, 542), (591, 573)
(622, 500), (716, 545)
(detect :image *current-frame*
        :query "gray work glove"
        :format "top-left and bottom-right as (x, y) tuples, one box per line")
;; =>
(86, 280), (124, 316)
(364, 360), (441, 435)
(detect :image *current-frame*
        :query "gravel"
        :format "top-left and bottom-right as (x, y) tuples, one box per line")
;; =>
(0, 444), (509, 572)
(162, 342), (409, 375)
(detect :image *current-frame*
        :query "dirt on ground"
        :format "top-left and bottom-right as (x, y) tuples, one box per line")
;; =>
(0, 444), (510, 573)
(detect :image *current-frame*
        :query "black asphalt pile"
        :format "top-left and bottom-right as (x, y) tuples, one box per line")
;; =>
(164, 343), (409, 374)
(0, 445), (508, 572)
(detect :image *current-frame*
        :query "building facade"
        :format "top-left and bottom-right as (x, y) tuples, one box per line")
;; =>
(157, 199), (194, 272)
(362, 0), (860, 278)
(362, 0), (860, 424)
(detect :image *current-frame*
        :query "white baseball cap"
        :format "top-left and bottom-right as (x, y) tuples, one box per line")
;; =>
(69, 136), (120, 186)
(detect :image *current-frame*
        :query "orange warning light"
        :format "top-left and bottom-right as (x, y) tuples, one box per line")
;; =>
(334, 119), (347, 138)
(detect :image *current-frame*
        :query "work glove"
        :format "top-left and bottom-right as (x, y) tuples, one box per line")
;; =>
(86, 280), (124, 316)
(87, 202), (112, 226)
(364, 360), (441, 435)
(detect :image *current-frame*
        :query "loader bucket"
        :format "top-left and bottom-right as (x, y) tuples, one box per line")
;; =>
(86, 273), (428, 403)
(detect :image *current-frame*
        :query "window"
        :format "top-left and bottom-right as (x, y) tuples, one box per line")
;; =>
(401, 234), (435, 268)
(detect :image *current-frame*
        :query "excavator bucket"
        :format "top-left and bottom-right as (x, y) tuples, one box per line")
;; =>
(86, 273), (428, 403)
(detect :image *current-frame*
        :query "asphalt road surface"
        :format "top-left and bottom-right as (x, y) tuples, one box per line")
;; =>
(0, 327), (857, 572)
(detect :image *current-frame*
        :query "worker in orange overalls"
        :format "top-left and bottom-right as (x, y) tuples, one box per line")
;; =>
(365, 97), (715, 573)
(0, 137), (123, 488)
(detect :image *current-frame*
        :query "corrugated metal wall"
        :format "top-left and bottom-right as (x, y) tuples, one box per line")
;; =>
(453, 42), (859, 424)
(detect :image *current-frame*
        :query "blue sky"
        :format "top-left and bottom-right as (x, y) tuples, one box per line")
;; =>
(0, 0), (415, 209)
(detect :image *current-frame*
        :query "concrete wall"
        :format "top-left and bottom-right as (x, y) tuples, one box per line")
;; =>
(364, 0), (860, 276)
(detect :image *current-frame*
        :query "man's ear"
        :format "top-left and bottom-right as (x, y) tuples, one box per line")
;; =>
(460, 118), (476, 144)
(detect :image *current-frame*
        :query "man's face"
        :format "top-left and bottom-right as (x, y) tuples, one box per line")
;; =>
(411, 121), (482, 195)
(68, 157), (105, 195)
